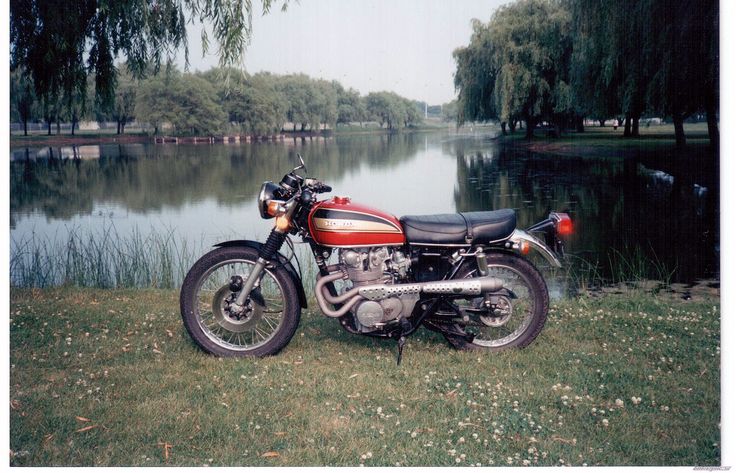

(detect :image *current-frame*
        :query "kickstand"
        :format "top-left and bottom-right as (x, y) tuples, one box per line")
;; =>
(396, 336), (406, 366)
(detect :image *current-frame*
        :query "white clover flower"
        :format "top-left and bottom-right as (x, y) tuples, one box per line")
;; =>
(615, 399), (624, 407)
(601, 419), (609, 426)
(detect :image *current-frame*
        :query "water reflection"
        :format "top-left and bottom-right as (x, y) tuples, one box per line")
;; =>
(453, 146), (717, 283)
(10, 132), (718, 283)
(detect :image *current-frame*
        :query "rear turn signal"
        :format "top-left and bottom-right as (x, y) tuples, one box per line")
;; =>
(552, 212), (573, 236)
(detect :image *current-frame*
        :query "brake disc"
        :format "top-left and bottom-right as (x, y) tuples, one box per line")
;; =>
(211, 285), (265, 333)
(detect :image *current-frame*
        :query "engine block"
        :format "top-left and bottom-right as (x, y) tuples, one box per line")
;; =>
(339, 247), (417, 331)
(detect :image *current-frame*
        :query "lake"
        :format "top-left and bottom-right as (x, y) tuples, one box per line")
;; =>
(10, 131), (719, 286)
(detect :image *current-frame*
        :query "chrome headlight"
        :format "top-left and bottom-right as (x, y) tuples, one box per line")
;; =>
(258, 181), (281, 219)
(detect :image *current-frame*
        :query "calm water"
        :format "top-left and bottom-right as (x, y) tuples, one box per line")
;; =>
(10, 132), (719, 283)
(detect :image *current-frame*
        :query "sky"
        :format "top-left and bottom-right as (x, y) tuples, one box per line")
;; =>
(177, 0), (507, 105)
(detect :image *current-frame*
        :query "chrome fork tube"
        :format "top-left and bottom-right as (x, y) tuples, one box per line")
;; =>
(232, 257), (268, 307)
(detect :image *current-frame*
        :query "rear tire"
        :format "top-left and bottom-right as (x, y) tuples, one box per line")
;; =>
(443, 252), (549, 351)
(180, 246), (301, 357)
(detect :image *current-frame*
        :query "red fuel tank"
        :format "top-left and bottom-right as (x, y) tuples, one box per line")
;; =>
(308, 196), (406, 247)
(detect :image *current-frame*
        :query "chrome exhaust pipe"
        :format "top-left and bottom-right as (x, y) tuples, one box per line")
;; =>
(357, 276), (504, 300)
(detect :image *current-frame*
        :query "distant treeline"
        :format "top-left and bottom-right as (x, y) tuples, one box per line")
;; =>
(453, 0), (718, 147)
(10, 67), (434, 137)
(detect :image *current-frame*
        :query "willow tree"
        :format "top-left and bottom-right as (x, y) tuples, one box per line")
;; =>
(135, 71), (227, 135)
(646, 0), (719, 148)
(10, 0), (288, 113)
(454, 0), (573, 139)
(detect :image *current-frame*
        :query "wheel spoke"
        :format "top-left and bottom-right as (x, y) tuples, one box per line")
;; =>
(192, 258), (287, 352)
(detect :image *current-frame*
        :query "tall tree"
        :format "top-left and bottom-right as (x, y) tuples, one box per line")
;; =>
(11, 0), (289, 114)
(136, 71), (226, 135)
(646, 0), (718, 147)
(11, 69), (37, 136)
(453, 0), (573, 139)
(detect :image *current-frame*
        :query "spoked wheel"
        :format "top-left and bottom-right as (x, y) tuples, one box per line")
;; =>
(443, 252), (549, 351)
(180, 246), (300, 357)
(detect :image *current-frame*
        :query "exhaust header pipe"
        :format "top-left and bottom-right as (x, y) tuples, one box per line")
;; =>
(313, 269), (505, 318)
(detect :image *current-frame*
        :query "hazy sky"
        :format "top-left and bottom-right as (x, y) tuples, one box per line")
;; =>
(177, 0), (507, 105)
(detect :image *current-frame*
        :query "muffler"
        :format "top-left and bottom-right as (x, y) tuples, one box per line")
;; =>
(357, 276), (504, 300)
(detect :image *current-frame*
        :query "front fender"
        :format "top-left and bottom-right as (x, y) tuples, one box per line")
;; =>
(214, 240), (308, 309)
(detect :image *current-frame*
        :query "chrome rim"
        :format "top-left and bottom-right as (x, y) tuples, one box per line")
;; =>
(457, 264), (536, 348)
(194, 259), (286, 351)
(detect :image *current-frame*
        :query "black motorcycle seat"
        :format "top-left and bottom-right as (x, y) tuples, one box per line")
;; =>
(400, 209), (516, 245)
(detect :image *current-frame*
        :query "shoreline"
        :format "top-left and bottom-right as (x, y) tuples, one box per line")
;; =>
(9, 126), (452, 149)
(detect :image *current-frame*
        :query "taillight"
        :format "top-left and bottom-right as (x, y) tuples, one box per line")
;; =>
(551, 212), (573, 236)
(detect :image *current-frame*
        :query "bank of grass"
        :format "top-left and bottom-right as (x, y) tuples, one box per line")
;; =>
(503, 123), (714, 158)
(10, 286), (719, 466)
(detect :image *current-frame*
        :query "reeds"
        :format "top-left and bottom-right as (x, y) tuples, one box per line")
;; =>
(10, 226), (200, 289)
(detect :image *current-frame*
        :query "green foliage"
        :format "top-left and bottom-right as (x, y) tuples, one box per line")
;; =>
(10, 69), (37, 134)
(135, 70), (227, 135)
(453, 0), (572, 136)
(10, 0), (289, 110)
(365, 91), (423, 130)
(455, 0), (719, 145)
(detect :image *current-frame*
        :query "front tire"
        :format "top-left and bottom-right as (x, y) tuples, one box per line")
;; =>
(180, 246), (301, 357)
(443, 252), (549, 351)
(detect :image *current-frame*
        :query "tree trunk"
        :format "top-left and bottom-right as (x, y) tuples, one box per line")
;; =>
(500, 121), (507, 135)
(576, 116), (585, 133)
(117, 120), (121, 134)
(121, 122), (126, 135)
(705, 94), (719, 149)
(623, 116), (631, 137)
(71, 120), (76, 135)
(47, 121), (52, 135)
(525, 116), (535, 140)
(599, 119), (606, 127)
(509, 120), (517, 133)
(673, 113), (686, 148)
(56, 118), (61, 135)
(23, 120), (28, 136)
(631, 112), (641, 137)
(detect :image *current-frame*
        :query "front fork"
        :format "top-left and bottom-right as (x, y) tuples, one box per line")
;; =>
(231, 229), (288, 309)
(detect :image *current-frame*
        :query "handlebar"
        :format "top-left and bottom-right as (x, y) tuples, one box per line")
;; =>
(303, 178), (331, 194)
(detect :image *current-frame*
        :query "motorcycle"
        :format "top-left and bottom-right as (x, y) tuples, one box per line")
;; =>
(180, 154), (572, 364)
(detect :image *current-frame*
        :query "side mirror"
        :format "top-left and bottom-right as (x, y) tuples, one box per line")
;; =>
(294, 153), (307, 174)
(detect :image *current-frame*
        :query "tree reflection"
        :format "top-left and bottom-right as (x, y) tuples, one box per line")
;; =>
(453, 146), (717, 283)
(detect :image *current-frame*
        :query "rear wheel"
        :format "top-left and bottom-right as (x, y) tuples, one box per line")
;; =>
(443, 252), (549, 351)
(180, 246), (300, 357)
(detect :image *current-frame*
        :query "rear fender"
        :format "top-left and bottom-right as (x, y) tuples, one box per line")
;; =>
(214, 240), (308, 309)
(505, 230), (562, 268)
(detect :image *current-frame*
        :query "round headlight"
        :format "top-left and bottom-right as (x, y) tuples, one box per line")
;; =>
(258, 181), (280, 219)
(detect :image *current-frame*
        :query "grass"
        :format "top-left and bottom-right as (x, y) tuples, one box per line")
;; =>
(9, 286), (720, 466)
(502, 123), (714, 159)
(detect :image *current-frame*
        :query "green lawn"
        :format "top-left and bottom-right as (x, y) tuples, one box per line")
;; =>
(10, 287), (720, 466)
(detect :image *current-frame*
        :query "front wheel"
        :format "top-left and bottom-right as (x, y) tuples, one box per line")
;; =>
(443, 252), (549, 351)
(180, 246), (301, 357)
